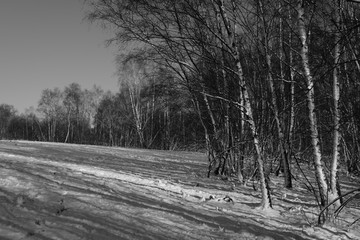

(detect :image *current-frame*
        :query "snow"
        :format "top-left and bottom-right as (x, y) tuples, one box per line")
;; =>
(0, 140), (359, 239)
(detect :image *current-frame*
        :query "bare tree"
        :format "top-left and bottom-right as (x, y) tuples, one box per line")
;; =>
(38, 88), (63, 142)
(118, 58), (151, 148)
(0, 104), (16, 139)
(257, 0), (292, 189)
(63, 83), (83, 143)
(215, 0), (272, 208)
(296, 0), (328, 207)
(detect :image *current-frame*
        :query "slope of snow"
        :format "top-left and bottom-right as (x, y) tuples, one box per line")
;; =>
(0, 140), (359, 239)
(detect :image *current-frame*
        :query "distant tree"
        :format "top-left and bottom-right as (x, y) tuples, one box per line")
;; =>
(25, 107), (44, 141)
(118, 58), (151, 148)
(7, 115), (27, 140)
(83, 85), (104, 129)
(95, 92), (120, 146)
(63, 83), (83, 143)
(38, 88), (64, 142)
(0, 104), (16, 139)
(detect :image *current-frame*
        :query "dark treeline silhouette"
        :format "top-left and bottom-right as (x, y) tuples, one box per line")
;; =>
(1, 81), (204, 151)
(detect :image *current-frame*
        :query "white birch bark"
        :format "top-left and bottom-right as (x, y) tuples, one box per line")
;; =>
(288, 3), (296, 157)
(330, 0), (341, 206)
(217, 0), (271, 209)
(297, 0), (328, 206)
(129, 86), (145, 148)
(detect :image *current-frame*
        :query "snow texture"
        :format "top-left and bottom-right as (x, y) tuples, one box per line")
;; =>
(0, 140), (359, 239)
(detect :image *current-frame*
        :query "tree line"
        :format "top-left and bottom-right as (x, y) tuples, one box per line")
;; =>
(1, 0), (360, 215)
(0, 81), (204, 150)
(83, 0), (360, 211)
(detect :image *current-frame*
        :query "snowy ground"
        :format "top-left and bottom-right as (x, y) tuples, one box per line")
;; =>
(0, 140), (359, 240)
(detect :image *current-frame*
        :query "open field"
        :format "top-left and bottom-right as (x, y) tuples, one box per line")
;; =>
(0, 140), (359, 239)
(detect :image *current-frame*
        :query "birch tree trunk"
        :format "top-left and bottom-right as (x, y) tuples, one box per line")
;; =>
(329, 0), (342, 207)
(258, 0), (292, 189)
(288, 3), (296, 163)
(237, 86), (245, 183)
(297, 0), (328, 207)
(64, 110), (71, 143)
(129, 87), (146, 148)
(218, 0), (271, 209)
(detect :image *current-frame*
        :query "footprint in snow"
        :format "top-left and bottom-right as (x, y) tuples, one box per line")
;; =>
(204, 195), (234, 203)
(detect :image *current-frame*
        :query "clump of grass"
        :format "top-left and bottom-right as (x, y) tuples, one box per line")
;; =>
(318, 187), (360, 228)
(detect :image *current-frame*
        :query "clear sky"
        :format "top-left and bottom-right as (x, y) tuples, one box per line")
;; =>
(0, 0), (119, 113)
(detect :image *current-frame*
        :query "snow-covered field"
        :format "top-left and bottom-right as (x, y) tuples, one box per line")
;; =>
(0, 140), (359, 240)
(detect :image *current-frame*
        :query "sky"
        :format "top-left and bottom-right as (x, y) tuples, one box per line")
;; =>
(0, 0), (119, 113)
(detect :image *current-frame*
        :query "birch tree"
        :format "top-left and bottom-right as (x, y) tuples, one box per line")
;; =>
(38, 88), (63, 142)
(118, 58), (151, 148)
(63, 83), (83, 143)
(86, 0), (272, 208)
(215, 0), (271, 208)
(328, 0), (342, 207)
(257, 0), (292, 189)
(296, 0), (328, 207)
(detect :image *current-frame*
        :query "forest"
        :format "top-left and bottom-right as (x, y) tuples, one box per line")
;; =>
(1, 0), (360, 221)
